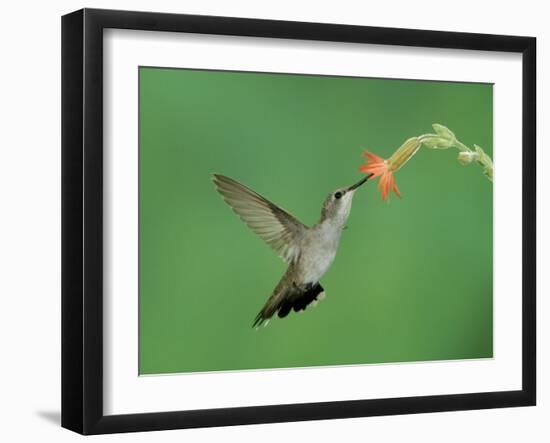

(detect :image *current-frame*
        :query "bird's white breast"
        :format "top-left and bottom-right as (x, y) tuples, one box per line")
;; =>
(298, 222), (342, 284)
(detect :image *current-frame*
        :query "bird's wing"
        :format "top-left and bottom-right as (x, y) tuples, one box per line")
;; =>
(212, 174), (306, 264)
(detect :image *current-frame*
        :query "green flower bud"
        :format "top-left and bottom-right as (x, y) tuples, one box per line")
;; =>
(432, 124), (456, 142)
(457, 151), (477, 165)
(421, 136), (453, 149)
(474, 145), (493, 181)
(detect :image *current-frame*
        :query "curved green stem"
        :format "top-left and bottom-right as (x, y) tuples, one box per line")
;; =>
(417, 124), (493, 182)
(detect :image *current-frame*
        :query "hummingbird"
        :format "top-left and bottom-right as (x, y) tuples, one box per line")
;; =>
(212, 173), (371, 327)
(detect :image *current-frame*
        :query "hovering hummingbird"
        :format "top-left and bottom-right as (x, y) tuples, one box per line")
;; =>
(212, 173), (371, 327)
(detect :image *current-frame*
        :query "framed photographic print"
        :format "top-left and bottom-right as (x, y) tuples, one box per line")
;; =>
(61, 8), (536, 435)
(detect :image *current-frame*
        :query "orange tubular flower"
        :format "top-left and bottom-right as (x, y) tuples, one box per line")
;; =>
(359, 137), (421, 201)
(359, 152), (400, 201)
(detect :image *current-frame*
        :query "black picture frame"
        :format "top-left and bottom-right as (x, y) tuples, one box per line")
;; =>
(61, 8), (536, 435)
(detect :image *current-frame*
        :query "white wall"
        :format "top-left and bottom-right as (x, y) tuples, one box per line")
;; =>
(0, 1), (546, 441)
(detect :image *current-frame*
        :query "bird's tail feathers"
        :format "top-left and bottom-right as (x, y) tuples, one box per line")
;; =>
(252, 283), (325, 328)
(253, 290), (285, 328)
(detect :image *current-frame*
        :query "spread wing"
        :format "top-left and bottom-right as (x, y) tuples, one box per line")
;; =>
(212, 174), (306, 264)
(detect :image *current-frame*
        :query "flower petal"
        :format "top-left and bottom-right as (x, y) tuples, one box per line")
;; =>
(390, 173), (401, 198)
(363, 151), (385, 163)
(360, 151), (388, 178)
(380, 173), (391, 201)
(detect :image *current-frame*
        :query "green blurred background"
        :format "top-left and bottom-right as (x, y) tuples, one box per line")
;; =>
(139, 67), (493, 375)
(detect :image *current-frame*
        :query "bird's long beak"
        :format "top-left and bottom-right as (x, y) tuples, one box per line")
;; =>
(347, 174), (372, 192)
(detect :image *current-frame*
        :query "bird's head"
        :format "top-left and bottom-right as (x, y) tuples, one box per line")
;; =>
(320, 175), (371, 225)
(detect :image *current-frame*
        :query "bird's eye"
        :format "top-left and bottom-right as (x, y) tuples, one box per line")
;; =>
(334, 192), (343, 199)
